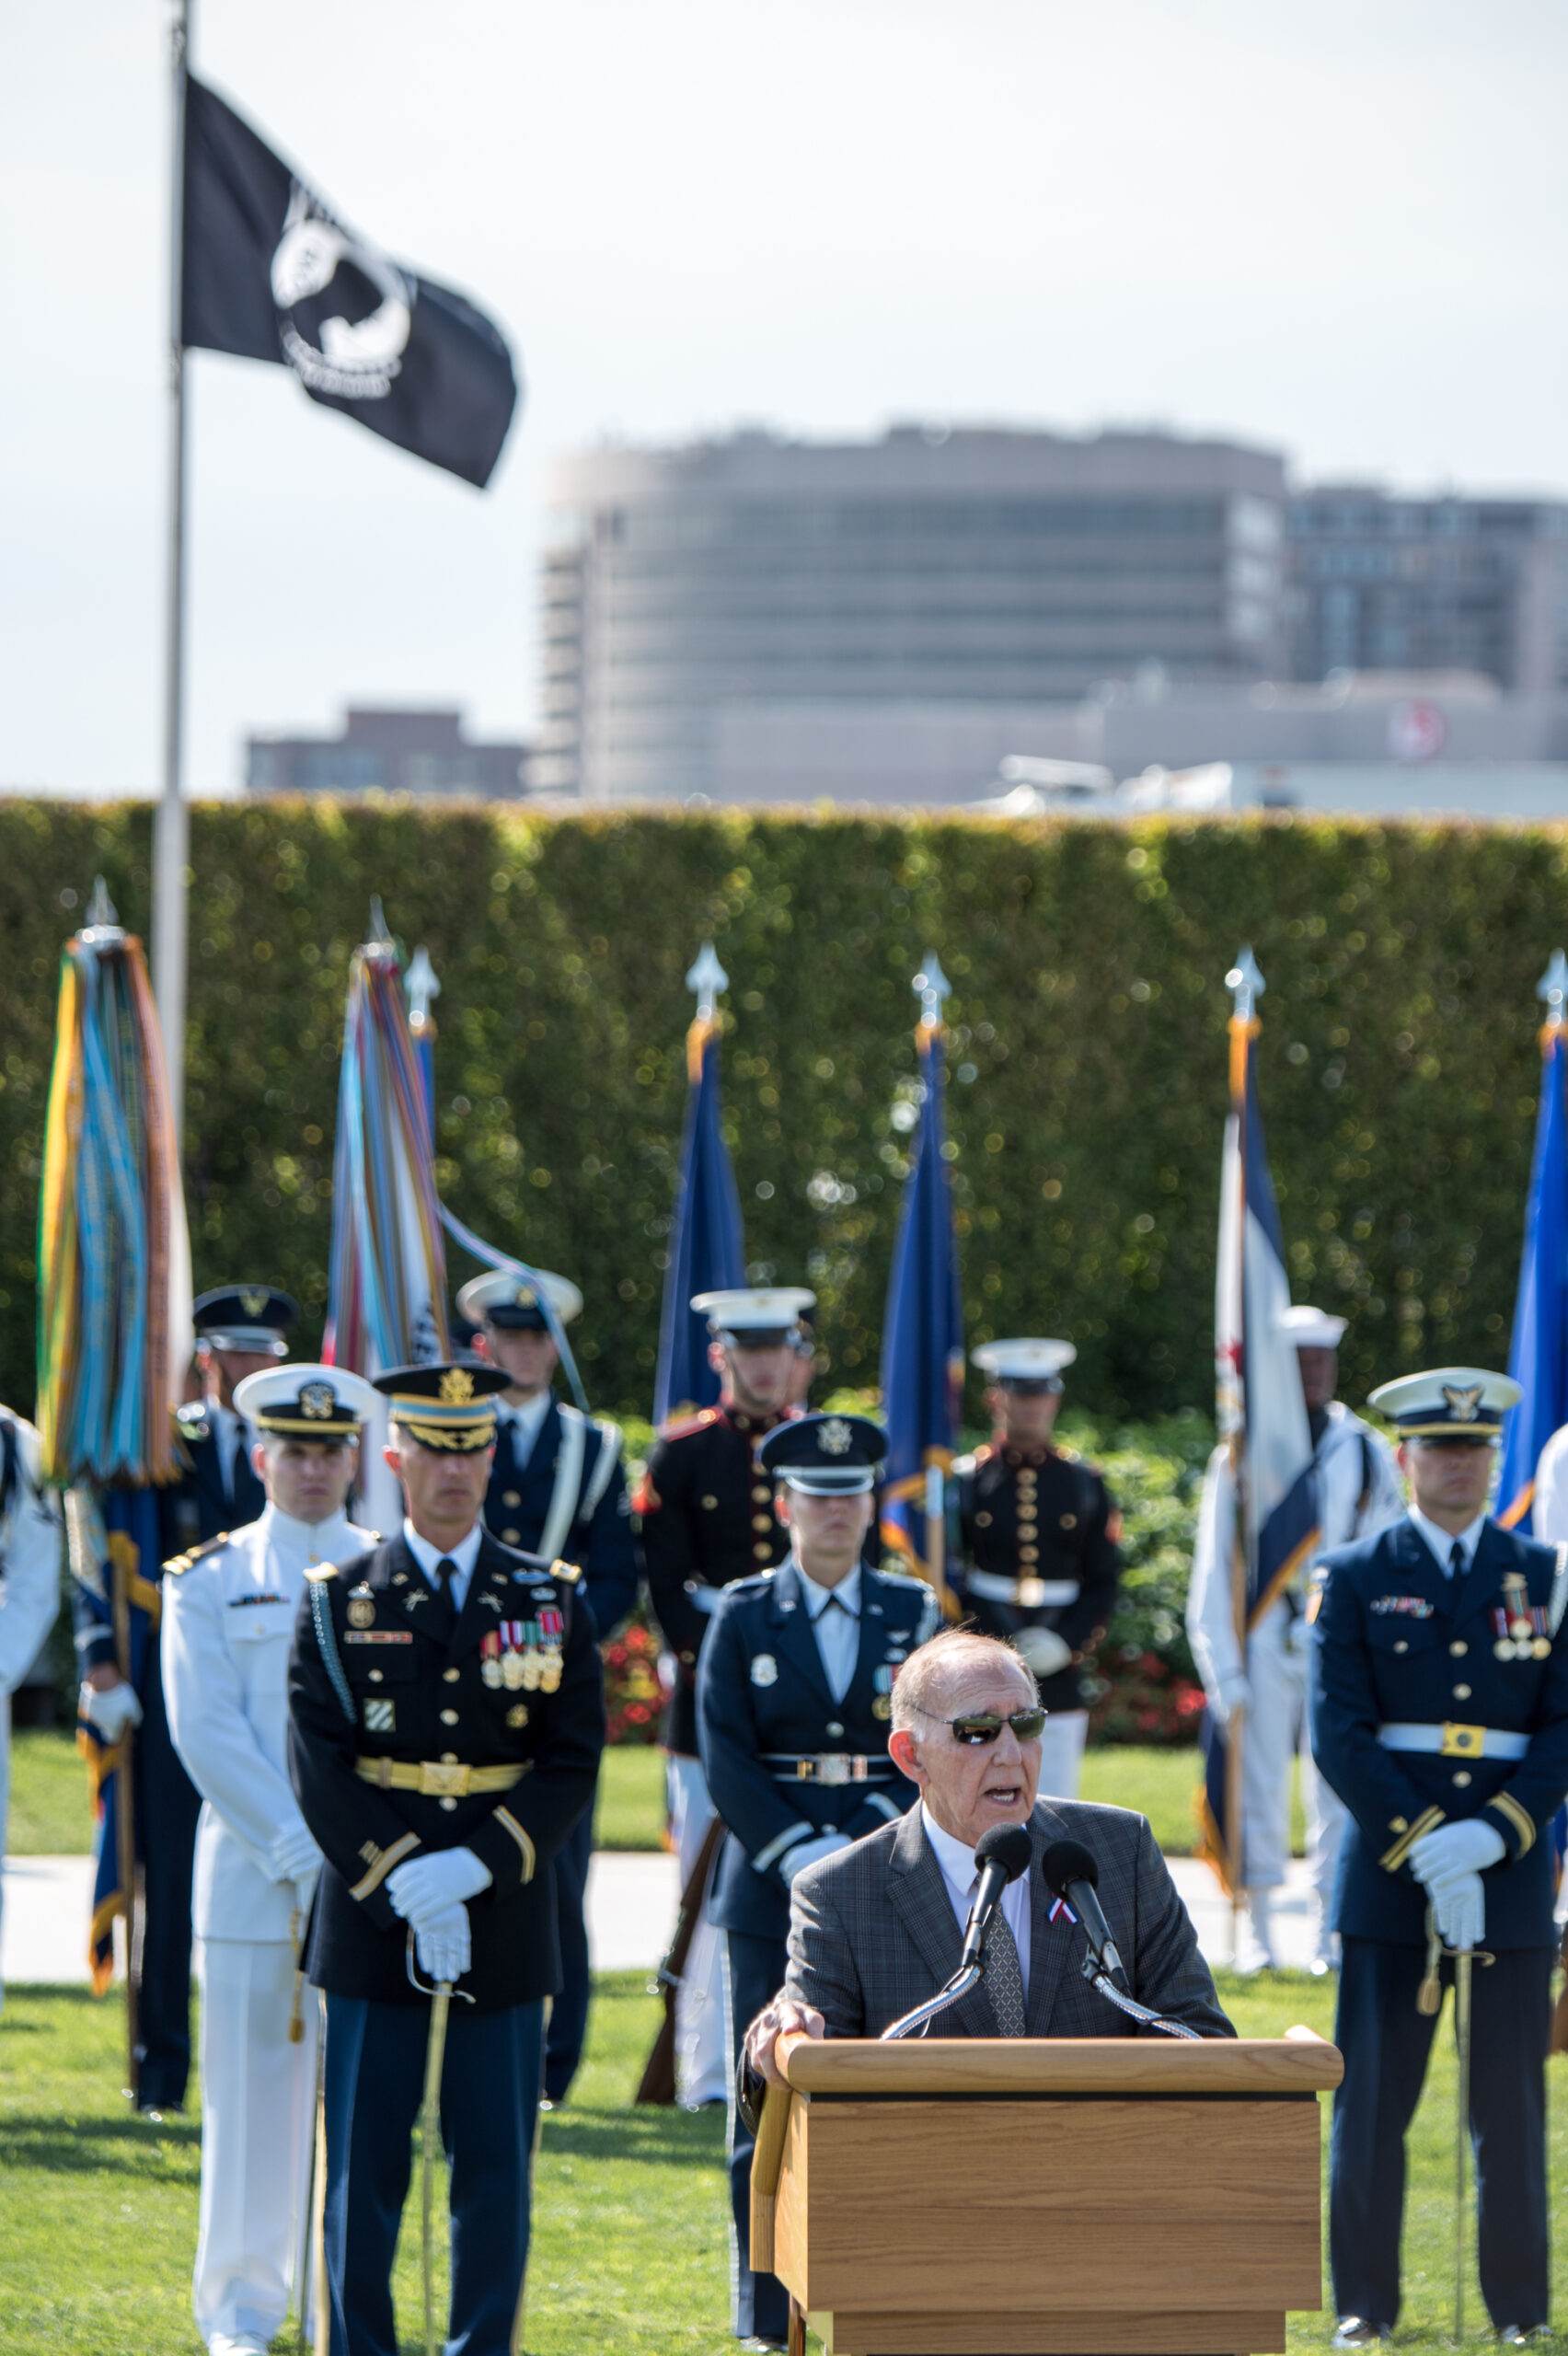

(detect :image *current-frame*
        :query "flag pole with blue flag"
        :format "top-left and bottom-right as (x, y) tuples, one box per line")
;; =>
(1498, 951), (1568, 1530)
(879, 954), (964, 1613)
(1198, 948), (1321, 1917)
(654, 944), (748, 1424)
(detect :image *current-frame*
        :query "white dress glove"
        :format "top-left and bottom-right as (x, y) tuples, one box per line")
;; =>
(778, 1831), (852, 1887)
(80, 1680), (143, 1742)
(1408, 1819), (1506, 1886)
(1429, 1871), (1485, 1951)
(269, 1821), (322, 1886)
(386, 1847), (493, 1930)
(414, 1903), (471, 1984)
(1215, 1672), (1251, 1729)
(1013, 1626), (1072, 1680)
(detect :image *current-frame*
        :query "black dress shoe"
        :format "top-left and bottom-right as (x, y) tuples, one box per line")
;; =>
(1498, 2328), (1552, 2347)
(135, 2097), (184, 2119)
(1332, 2321), (1390, 2349)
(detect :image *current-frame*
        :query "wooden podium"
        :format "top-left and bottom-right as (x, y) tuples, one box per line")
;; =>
(750, 2030), (1343, 2356)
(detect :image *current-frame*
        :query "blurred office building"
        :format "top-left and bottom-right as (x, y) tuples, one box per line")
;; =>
(536, 425), (1288, 801)
(247, 707), (530, 799)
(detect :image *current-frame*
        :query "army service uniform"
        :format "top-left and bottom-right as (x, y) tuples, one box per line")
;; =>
(287, 1365), (604, 2356)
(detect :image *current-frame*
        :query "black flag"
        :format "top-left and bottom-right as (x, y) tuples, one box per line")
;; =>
(181, 78), (518, 489)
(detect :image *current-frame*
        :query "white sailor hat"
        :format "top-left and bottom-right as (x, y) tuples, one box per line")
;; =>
(757, 1412), (887, 1494)
(971, 1338), (1077, 1390)
(1277, 1305), (1348, 1350)
(1367, 1366), (1521, 1443)
(455, 1267), (583, 1332)
(233, 1362), (380, 1439)
(692, 1287), (815, 1344)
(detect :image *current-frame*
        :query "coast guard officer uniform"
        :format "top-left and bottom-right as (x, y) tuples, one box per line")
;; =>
(459, 1266), (639, 2104)
(1189, 1306), (1405, 1969)
(950, 1340), (1121, 1800)
(1311, 1368), (1568, 2346)
(642, 1286), (810, 2106)
(287, 1362), (604, 2356)
(162, 1365), (378, 2356)
(169, 1288), (298, 1551)
(0, 1408), (62, 2014)
(698, 1413), (937, 2348)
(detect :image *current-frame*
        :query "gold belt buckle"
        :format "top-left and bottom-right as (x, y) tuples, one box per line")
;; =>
(420, 1760), (470, 1797)
(1440, 1722), (1484, 1759)
(1016, 1576), (1046, 1610)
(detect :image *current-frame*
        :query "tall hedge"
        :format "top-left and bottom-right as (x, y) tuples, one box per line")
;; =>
(3, 802), (1563, 1428)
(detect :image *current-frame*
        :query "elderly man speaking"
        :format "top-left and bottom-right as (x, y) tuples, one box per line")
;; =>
(745, 1629), (1230, 2073)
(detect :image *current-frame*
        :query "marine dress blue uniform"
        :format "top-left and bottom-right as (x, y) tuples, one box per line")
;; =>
(1311, 1369), (1568, 2340)
(459, 1265), (639, 2105)
(698, 1413), (938, 2346)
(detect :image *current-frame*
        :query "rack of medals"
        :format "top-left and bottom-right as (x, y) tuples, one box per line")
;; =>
(480, 1612), (565, 1692)
(1494, 1573), (1553, 1661)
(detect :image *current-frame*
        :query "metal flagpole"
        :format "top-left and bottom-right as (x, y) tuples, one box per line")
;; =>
(914, 953), (953, 1617)
(1225, 950), (1265, 1958)
(151, 0), (191, 1141)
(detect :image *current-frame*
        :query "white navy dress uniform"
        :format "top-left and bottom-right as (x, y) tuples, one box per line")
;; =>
(161, 1364), (378, 2356)
(1187, 1307), (1405, 1967)
(0, 1409), (63, 2011)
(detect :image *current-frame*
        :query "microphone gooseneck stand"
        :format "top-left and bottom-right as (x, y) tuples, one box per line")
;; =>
(1078, 1954), (1203, 2040)
(880, 1961), (982, 2041)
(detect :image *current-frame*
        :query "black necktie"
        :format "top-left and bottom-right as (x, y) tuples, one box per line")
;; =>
(432, 1555), (459, 1636)
(1449, 1541), (1465, 1580)
(232, 1424), (249, 1504)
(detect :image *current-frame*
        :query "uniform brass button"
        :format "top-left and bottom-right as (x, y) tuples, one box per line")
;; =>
(1453, 1771), (1472, 1788)
(752, 1485), (771, 1505)
(1018, 1516), (1037, 1532)
(826, 1721), (844, 1738)
(1060, 1513), (1078, 1530)
(754, 1542), (772, 1560)
(1454, 1683), (1472, 1700)
(975, 1512), (992, 1529)
(503, 1528), (522, 1544)
(503, 1491), (522, 1507)
(368, 1669), (384, 1683)
(1393, 1641), (1408, 1654)
(440, 1796), (458, 1812)
(680, 1650), (696, 1664)
(1450, 1641), (1468, 1657)
(442, 1751), (458, 1764)
(753, 1515), (772, 1533)
(444, 1667), (461, 1683)
(1019, 1547), (1039, 1565)
(441, 1708), (459, 1726)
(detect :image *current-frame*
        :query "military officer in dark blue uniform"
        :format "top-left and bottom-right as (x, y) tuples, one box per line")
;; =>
(698, 1412), (938, 2350)
(168, 1287), (298, 1552)
(287, 1360), (604, 2356)
(459, 1264), (639, 2105)
(1311, 1367), (1568, 2350)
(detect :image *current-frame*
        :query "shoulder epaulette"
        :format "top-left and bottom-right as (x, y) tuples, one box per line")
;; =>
(658, 1406), (721, 1441)
(973, 1442), (996, 1466)
(304, 1561), (340, 1583)
(1055, 1444), (1081, 1464)
(163, 1530), (230, 1577)
(175, 1402), (212, 1437)
(874, 1564), (929, 1593)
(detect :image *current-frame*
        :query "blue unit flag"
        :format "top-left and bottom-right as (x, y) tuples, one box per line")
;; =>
(880, 1010), (964, 1593)
(1499, 957), (1568, 1530)
(654, 987), (747, 1425)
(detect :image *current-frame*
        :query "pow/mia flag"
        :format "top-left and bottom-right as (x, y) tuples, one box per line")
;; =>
(182, 77), (518, 489)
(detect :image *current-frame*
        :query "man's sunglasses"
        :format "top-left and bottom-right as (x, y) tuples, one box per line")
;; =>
(917, 1707), (1048, 1746)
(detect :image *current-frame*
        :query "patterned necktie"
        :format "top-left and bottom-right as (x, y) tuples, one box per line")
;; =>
(982, 1898), (1027, 2037)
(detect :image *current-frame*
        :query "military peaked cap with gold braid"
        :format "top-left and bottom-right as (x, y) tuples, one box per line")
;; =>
(374, 1359), (509, 1451)
(1368, 1365), (1522, 1444)
(234, 1360), (380, 1440)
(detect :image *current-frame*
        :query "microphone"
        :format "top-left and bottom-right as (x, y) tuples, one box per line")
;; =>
(958, 1822), (1034, 1973)
(1041, 1839), (1128, 1988)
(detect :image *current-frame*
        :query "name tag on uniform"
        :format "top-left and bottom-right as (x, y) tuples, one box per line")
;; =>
(343, 1630), (414, 1646)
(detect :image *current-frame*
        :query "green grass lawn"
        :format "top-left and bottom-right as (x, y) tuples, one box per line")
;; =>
(2, 1966), (1564, 2352)
(12, 1729), (1307, 1862)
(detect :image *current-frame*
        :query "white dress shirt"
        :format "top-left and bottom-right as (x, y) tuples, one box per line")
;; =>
(798, 1560), (861, 1704)
(401, 1516), (484, 1611)
(921, 1801), (1032, 1999)
(1407, 1504), (1487, 1576)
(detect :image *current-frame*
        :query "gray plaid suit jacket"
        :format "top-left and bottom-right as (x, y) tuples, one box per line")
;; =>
(784, 1797), (1233, 2038)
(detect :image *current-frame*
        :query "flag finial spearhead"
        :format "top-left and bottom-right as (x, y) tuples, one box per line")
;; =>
(80, 876), (123, 944)
(1538, 949), (1568, 1027)
(686, 941), (729, 1023)
(405, 946), (440, 1028)
(914, 953), (951, 1028)
(1226, 946), (1264, 1022)
(366, 896), (392, 952)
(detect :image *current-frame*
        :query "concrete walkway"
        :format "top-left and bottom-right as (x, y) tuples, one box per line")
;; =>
(2, 1848), (1320, 1988)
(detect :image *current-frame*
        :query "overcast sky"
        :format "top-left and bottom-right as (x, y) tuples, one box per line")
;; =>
(6, 1), (1567, 792)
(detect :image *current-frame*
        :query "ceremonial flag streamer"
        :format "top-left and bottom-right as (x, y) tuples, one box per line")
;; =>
(37, 889), (191, 1486)
(654, 945), (747, 1424)
(182, 76), (518, 488)
(879, 956), (964, 1600)
(1498, 952), (1568, 1529)
(1199, 949), (1320, 1892)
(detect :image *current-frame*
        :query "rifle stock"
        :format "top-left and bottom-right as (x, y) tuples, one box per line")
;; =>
(635, 1810), (726, 2107)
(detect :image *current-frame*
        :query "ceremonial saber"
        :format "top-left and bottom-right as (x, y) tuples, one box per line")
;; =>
(110, 1534), (140, 2099)
(421, 1982), (453, 2356)
(1454, 1946), (1473, 2343)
